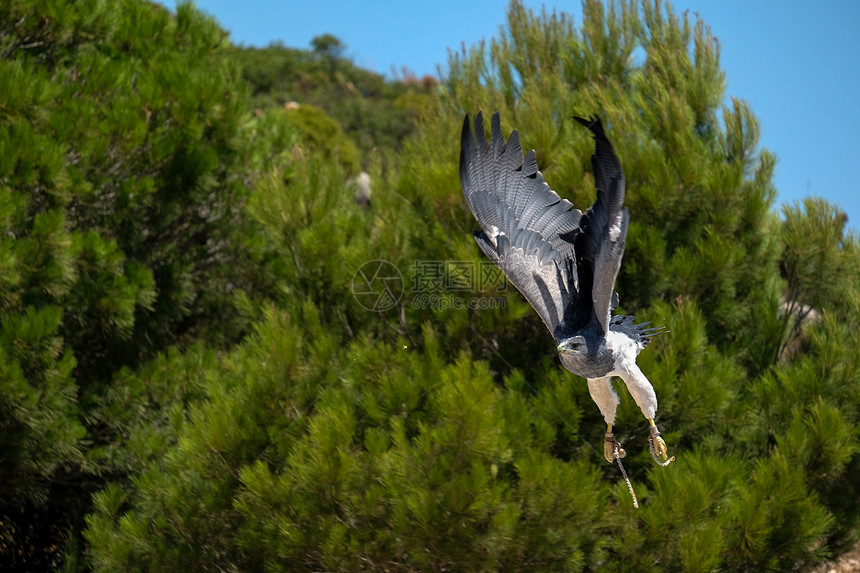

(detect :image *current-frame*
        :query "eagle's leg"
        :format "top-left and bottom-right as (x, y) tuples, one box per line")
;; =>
(648, 418), (675, 465)
(604, 424), (626, 463)
(587, 377), (623, 463)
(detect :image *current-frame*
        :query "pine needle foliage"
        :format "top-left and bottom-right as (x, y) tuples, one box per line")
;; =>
(2, 0), (858, 570)
(228, 38), (438, 160)
(0, 0), (277, 566)
(83, 1), (859, 571)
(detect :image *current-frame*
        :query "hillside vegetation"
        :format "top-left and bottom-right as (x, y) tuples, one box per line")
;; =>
(1, 0), (858, 571)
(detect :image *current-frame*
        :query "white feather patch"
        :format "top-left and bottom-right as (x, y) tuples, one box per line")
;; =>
(487, 225), (505, 248)
(609, 219), (622, 242)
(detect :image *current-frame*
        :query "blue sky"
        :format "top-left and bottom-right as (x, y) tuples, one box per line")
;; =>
(168, 0), (859, 231)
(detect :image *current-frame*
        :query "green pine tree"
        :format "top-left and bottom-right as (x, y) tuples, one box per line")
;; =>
(4, 0), (857, 570)
(0, 0), (278, 566)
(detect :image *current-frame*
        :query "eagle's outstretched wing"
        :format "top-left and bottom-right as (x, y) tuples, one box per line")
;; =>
(573, 115), (629, 335)
(460, 112), (583, 336)
(459, 112), (628, 338)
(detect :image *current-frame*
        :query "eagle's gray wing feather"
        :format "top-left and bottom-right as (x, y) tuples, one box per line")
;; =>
(460, 112), (583, 336)
(573, 115), (628, 335)
(609, 315), (667, 350)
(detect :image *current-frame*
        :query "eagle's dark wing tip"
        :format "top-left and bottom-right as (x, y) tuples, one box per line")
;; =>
(573, 114), (609, 142)
(460, 114), (472, 185)
(461, 113), (472, 146)
(572, 115), (594, 127)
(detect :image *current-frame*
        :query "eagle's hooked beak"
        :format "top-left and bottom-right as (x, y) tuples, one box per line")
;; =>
(557, 340), (581, 354)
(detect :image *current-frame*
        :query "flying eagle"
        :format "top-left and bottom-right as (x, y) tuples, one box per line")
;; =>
(459, 112), (672, 464)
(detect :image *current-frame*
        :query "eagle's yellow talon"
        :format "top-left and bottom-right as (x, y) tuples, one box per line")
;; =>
(648, 420), (675, 466)
(651, 433), (668, 459)
(604, 432), (626, 463)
